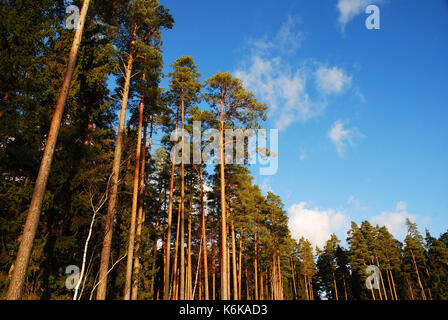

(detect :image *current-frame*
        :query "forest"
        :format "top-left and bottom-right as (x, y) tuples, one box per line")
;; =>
(1, 0), (447, 301)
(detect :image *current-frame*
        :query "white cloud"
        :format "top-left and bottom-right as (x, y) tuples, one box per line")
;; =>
(235, 17), (352, 131)
(336, 0), (383, 32)
(235, 55), (325, 131)
(249, 15), (305, 55)
(288, 202), (349, 248)
(315, 66), (352, 94)
(328, 120), (363, 157)
(370, 202), (416, 240)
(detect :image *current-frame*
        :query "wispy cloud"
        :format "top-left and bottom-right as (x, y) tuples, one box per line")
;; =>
(315, 66), (352, 95)
(234, 16), (353, 131)
(328, 120), (363, 157)
(347, 194), (368, 211)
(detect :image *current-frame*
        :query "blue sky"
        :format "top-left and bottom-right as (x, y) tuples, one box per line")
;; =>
(158, 0), (448, 248)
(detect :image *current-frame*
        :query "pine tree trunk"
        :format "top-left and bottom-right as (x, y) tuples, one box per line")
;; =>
(230, 218), (238, 300)
(386, 268), (394, 300)
(259, 258), (264, 300)
(375, 257), (388, 300)
(411, 250), (427, 300)
(254, 232), (258, 300)
(179, 98), (185, 300)
(290, 257), (297, 299)
(131, 116), (151, 300)
(211, 230), (216, 300)
(6, 0), (91, 300)
(342, 273), (348, 300)
(238, 233), (243, 300)
(390, 269), (399, 300)
(172, 202), (181, 300)
(333, 272), (338, 300)
(186, 199), (192, 299)
(304, 274), (309, 300)
(199, 162), (209, 300)
(124, 73), (145, 300)
(163, 104), (180, 300)
(150, 205), (161, 299)
(227, 223), (231, 299)
(219, 95), (228, 300)
(96, 23), (137, 301)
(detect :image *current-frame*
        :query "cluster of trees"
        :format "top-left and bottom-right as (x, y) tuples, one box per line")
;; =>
(1, 0), (447, 300)
(307, 220), (448, 300)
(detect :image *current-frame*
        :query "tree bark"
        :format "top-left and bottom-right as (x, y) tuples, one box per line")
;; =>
(96, 23), (138, 300)
(163, 103), (180, 299)
(132, 117), (152, 300)
(199, 162), (209, 300)
(411, 249), (427, 300)
(6, 0), (92, 300)
(124, 73), (145, 300)
(172, 202), (181, 300)
(219, 92), (228, 299)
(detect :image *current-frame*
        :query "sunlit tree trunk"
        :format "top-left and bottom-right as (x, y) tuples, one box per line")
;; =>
(199, 162), (209, 300)
(6, 0), (92, 300)
(124, 73), (145, 300)
(96, 22), (137, 301)
(219, 90), (228, 300)
(411, 250), (427, 300)
(179, 97), (185, 300)
(131, 117), (151, 300)
(163, 104), (180, 299)
(172, 202), (181, 300)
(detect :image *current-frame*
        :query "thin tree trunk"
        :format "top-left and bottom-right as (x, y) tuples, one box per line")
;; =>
(150, 205), (160, 299)
(211, 231), (216, 300)
(74, 203), (97, 300)
(172, 202), (181, 300)
(124, 73), (145, 300)
(199, 162), (209, 300)
(6, 0), (91, 300)
(342, 273), (348, 300)
(219, 92), (228, 300)
(259, 257), (264, 300)
(227, 223), (231, 299)
(411, 250), (427, 300)
(254, 232), (258, 300)
(230, 218), (238, 300)
(375, 256), (388, 300)
(186, 199), (192, 299)
(163, 104), (180, 300)
(179, 97), (185, 300)
(245, 256), (249, 300)
(238, 232), (243, 300)
(304, 274), (309, 300)
(96, 23), (138, 300)
(390, 269), (399, 300)
(333, 272), (338, 300)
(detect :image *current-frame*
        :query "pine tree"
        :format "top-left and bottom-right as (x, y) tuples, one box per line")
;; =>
(204, 72), (267, 300)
